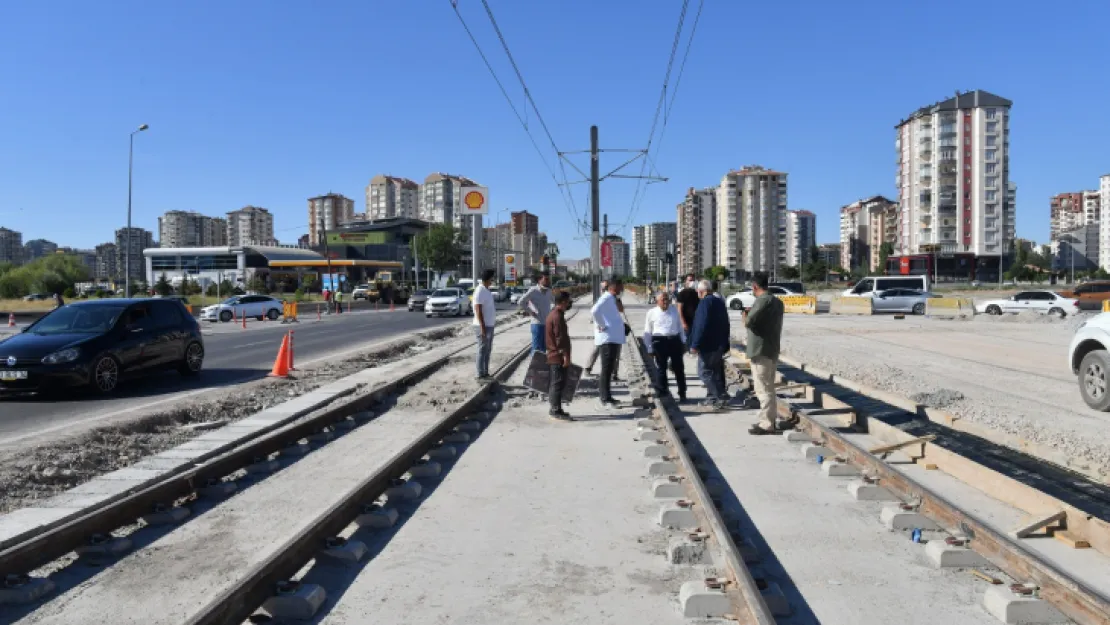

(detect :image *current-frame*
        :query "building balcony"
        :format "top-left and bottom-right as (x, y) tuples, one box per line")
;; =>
(919, 150), (932, 161)
(918, 176), (932, 186)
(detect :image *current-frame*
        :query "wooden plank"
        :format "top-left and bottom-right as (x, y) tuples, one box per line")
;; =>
(1055, 531), (1091, 549)
(868, 434), (937, 455)
(1010, 510), (1067, 539)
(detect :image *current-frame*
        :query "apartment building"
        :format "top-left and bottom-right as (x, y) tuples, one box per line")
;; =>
(895, 90), (1014, 280)
(817, 243), (842, 269)
(631, 222), (677, 279)
(307, 194), (355, 245)
(0, 227), (23, 264)
(366, 175), (420, 222)
(24, 238), (57, 262)
(95, 242), (118, 280)
(1101, 175), (1110, 270)
(511, 210), (539, 236)
(783, 210), (816, 268)
(227, 206), (276, 247)
(419, 173), (483, 246)
(867, 202), (898, 272)
(715, 166), (787, 279)
(839, 196), (896, 272)
(602, 234), (630, 278)
(1055, 224), (1099, 274)
(1084, 190), (1101, 228)
(1050, 193), (1085, 241)
(158, 211), (228, 248)
(676, 187), (716, 278)
(115, 227), (155, 281)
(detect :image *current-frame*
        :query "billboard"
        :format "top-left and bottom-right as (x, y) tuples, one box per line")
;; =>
(459, 186), (489, 215)
(504, 254), (517, 281)
(327, 232), (385, 245)
(600, 241), (613, 268)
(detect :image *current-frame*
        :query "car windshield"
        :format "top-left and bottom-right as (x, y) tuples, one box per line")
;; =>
(432, 290), (457, 298)
(221, 297), (240, 305)
(416, 290), (431, 296)
(29, 305), (125, 335)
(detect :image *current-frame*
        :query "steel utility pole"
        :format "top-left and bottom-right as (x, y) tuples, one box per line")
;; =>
(124, 123), (149, 298)
(319, 218), (335, 297)
(590, 125), (601, 300)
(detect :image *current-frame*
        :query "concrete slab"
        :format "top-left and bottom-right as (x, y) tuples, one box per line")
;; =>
(94, 467), (167, 482)
(0, 508), (83, 545)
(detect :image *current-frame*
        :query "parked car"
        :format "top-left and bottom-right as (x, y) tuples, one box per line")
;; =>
(199, 295), (284, 322)
(871, 289), (940, 315)
(407, 289), (432, 312)
(975, 290), (1080, 318)
(0, 299), (204, 395)
(509, 288), (525, 305)
(842, 275), (930, 298)
(771, 281), (806, 295)
(351, 284), (372, 301)
(1058, 281), (1110, 311)
(425, 288), (472, 318)
(725, 285), (799, 311)
(22, 293), (49, 302)
(1069, 312), (1110, 410)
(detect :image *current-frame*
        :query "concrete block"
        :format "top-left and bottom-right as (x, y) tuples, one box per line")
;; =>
(636, 427), (660, 441)
(643, 444), (669, 458)
(801, 443), (832, 460)
(280, 442), (310, 458)
(760, 581), (791, 616)
(355, 504), (399, 529)
(847, 480), (899, 502)
(784, 430), (812, 442)
(880, 505), (940, 531)
(198, 480), (237, 499)
(307, 430), (334, 444)
(646, 460), (679, 477)
(925, 541), (989, 568)
(0, 576), (55, 605)
(246, 458), (281, 475)
(319, 538), (368, 565)
(658, 503), (698, 529)
(983, 584), (1067, 625)
(667, 535), (710, 564)
(456, 420), (482, 432)
(75, 535), (131, 557)
(262, 582), (327, 620)
(141, 505), (190, 526)
(821, 461), (860, 477)
(409, 459), (442, 478)
(678, 580), (731, 618)
(651, 478), (684, 499)
(333, 418), (357, 431)
(636, 418), (656, 428)
(385, 479), (422, 500)
(427, 444), (457, 460)
(443, 430), (471, 444)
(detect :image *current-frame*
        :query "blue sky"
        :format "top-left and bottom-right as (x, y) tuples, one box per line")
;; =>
(1, 0), (1108, 260)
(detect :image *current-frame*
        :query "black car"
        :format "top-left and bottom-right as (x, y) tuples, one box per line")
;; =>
(0, 299), (204, 395)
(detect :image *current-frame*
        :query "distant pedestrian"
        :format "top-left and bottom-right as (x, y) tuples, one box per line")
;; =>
(518, 273), (553, 355)
(744, 272), (785, 435)
(675, 273), (700, 347)
(322, 287), (331, 315)
(545, 290), (574, 420)
(688, 279), (731, 410)
(53, 292), (64, 309)
(644, 291), (687, 402)
(591, 278), (626, 410)
(473, 269), (497, 381)
(334, 289), (343, 314)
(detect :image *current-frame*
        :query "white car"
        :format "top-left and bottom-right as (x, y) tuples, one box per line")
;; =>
(200, 295), (284, 322)
(975, 290), (1079, 318)
(509, 289), (525, 305)
(725, 286), (798, 311)
(351, 284), (371, 300)
(1069, 312), (1110, 410)
(425, 288), (472, 318)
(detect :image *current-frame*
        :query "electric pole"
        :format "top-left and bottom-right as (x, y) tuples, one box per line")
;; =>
(590, 125), (600, 300)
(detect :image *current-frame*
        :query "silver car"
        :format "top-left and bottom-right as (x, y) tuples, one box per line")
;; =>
(872, 288), (938, 315)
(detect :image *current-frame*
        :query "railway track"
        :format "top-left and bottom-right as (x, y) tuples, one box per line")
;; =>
(0, 313), (547, 623)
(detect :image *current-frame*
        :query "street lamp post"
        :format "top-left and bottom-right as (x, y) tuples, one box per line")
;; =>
(124, 124), (149, 298)
(495, 208), (510, 284)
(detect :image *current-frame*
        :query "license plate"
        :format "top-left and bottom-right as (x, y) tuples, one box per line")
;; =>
(0, 371), (27, 381)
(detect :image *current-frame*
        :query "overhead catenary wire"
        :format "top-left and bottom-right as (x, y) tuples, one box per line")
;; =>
(449, 0), (584, 235)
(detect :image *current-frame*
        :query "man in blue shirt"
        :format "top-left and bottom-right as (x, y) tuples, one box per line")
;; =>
(688, 279), (731, 410)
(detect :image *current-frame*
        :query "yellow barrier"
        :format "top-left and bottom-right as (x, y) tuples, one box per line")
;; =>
(829, 296), (873, 316)
(778, 294), (817, 314)
(1103, 299), (1109, 313)
(282, 301), (299, 323)
(925, 297), (975, 318)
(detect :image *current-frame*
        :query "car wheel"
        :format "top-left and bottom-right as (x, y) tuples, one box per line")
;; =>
(219, 310), (233, 323)
(1048, 307), (1065, 319)
(986, 305), (1001, 315)
(267, 308), (281, 320)
(1079, 350), (1110, 411)
(179, 342), (204, 376)
(912, 303), (925, 315)
(89, 355), (120, 395)
(730, 299), (742, 310)
(426, 313), (432, 318)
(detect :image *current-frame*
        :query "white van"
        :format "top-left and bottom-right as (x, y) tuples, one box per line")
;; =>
(842, 275), (930, 297)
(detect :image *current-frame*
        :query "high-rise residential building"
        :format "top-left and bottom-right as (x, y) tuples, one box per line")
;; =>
(631, 222), (677, 279)
(95, 242), (118, 280)
(511, 210), (539, 236)
(23, 238), (57, 262)
(715, 166), (787, 279)
(1101, 175), (1110, 270)
(115, 227), (155, 282)
(1050, 192), (1085, 241)
(158, 211), (228, 248)
(307, 194), (355, 245)
(1084, 190), (1101, 228)
(366, 175), (420, 222)
(0, 227), (23, 265)
(840, 196), (896, 272)
(894, 90), (1013, 279)
(227, 206), (276, 247)
(603, 234), (630, 278)
(419, 173), (483, 246)
(676, 187), (717, 278)
(70, 248), (97, 277)
(817, 243), (842, 269)
(783, 210), (816, 268)
(1055, 225), (1099, 274)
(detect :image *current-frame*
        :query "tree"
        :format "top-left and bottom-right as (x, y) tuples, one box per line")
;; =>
(154, 273), (173, 296)
(635, 250), (649, 280)
(809, 244), (820, 265)
(414, 223), (461, 274)
(781, 265), (800, 280)
(703, 265), (729, 281)
(877, 242), (894, 274)
(247, 276), (268, 294)
(800, 261), (827, 283)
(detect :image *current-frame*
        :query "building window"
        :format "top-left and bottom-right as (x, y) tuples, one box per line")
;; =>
(986, 109), (997, 120)
(986, 121), (998, 133)
(986, 191), (998, 201)
(986, 176), (998, 188)
(985, 149), (997, 160)
(986, 163), (997, 174)
(986, 136), (997, 147)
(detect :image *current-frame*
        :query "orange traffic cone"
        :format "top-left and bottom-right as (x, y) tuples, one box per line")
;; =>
(268, 334), (291, 378)
(241, 310), (246, 329)
(389, 299), (394, 312)
(7, 313), (14, 327)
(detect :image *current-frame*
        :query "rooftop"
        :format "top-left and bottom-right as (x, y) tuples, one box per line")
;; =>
(898, 90), (1012, 127)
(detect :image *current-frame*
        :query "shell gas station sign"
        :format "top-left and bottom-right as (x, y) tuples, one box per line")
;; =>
(460, 186), (489, 215)
(504, 254), (517, 282)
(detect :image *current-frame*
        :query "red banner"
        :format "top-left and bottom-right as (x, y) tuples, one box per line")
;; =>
(601, 242), (612, 268)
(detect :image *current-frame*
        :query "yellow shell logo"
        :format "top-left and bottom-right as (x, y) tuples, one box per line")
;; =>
(464, 191), (485, 210)
(505, 255), (515, 263)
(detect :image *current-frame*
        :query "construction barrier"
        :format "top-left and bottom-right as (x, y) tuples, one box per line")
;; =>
(282, 301), (299, 323)
(925, 297), (976, 319)
(777, 295), (817, 315)
(1103, 299), (1110, 313)
(829, 296), (873, 316)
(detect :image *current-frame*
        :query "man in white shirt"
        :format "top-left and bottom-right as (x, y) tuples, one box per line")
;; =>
(591, 278), (626, 409)
(472, 269), (498, 380)
(643, 291), (687, 402)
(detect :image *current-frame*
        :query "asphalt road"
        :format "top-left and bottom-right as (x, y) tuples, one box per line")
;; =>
(0, 303), (518, 446)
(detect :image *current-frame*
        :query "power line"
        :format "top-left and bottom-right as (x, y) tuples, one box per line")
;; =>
(449, 0), (582, 231)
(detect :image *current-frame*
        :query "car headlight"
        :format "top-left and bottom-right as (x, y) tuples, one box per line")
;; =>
(42, 347), (80, 364)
